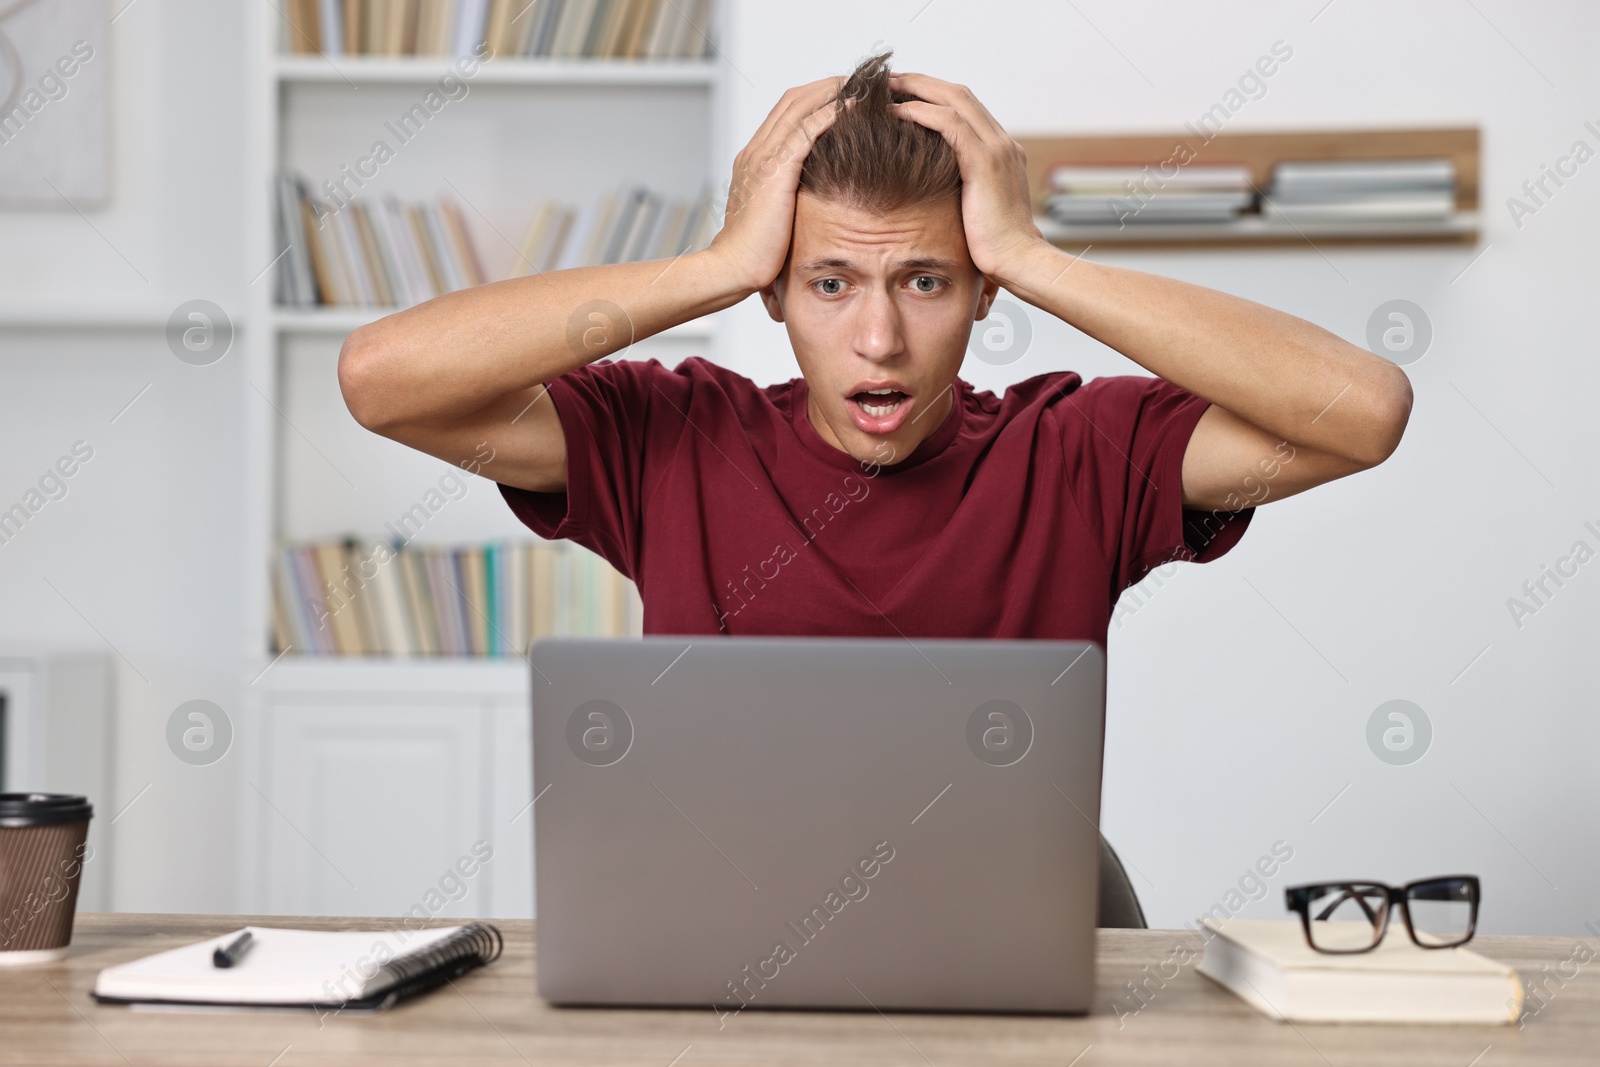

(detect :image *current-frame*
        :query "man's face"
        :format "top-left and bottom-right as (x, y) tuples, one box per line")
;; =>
(760, 190), (999, 467)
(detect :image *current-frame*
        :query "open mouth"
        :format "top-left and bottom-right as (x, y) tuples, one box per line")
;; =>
(846, 387), (914, 434)
(853, 389), (908, 417)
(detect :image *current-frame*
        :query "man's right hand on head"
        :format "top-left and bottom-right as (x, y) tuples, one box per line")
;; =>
(707, 77), (852, 296)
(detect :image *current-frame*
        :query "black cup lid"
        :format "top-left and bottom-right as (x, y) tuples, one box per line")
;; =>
(0, 793), (94, 827)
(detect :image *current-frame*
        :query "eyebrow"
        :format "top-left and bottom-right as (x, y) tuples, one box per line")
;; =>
(795, 256), (961, 274)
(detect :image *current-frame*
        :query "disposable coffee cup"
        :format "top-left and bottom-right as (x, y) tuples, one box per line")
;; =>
(0, 793), (93, 964)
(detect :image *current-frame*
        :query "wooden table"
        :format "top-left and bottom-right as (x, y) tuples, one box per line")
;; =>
(2, 913), (1594, 1065)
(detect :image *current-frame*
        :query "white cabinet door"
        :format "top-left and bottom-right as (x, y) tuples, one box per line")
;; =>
(244, 660), (537, 919)
(255, 701), (497, 918)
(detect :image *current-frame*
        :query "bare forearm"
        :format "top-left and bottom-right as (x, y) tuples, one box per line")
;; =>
(1001, 241), (1412, 465)
(339, 249), (749, 430)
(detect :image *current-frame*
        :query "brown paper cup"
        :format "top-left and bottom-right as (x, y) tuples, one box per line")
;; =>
(0, 794), (93, 964)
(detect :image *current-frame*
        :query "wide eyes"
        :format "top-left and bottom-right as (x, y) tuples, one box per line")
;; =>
(811, 276), (946, 297)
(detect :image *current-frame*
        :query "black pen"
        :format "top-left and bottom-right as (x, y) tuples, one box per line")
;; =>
(213, 930), (254, 968)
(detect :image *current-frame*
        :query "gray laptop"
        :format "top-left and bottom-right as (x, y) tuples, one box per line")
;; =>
(529, 634), (1106, 1014)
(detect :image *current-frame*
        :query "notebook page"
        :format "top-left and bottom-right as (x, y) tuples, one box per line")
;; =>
(94, 925), (462, 1004)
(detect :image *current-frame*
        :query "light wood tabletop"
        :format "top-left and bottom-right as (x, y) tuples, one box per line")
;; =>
(1, 913), (1594, 1065)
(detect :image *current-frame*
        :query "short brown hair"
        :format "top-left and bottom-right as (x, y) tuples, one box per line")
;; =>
(798, 50), (962, 215)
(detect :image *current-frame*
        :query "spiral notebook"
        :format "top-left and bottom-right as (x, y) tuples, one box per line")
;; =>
(92, 923), (502, 1012)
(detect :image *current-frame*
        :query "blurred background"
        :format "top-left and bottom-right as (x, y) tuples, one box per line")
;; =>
(0, 0), (1594, 936)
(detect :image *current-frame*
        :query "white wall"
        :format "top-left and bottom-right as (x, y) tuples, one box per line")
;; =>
(0, 0), (248, 911)
(717, 0), (1600, 936)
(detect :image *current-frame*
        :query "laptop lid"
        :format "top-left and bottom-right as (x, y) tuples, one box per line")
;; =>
(530, 634), (1106, 1014)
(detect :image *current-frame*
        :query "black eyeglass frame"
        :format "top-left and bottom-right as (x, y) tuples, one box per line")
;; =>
(1283, 874), (1481, 954)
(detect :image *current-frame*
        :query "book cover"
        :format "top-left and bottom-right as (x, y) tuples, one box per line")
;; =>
(1270, 157), (1455, 192)
(583, 186), (624, 266)
(367, 540), (416, 656)
(461, 546), (489, 655)
(418, 201), (468, 292)
(312, 542), (364, 653)
(483, 542), (500, 656)
(300, 197), (347, 305)
(399, 548), (442, 655)
(439, 197), (487, 286)
(337, 208), (380, 304)
(290, 546), (336, 654)
(619, 0), (655, 58)
(361, 199), (409, 308)
(293, 176), (323, 304)
(644, 0), (675, 58)
(315, 0), (344, 56)
(343, 0), (363, 54)
(484, 0), (515, 58)
(406, 203), (449, 298)
(287, 0), (323, 54)
(621, 190), (663, 262)
(373, 197), (423, 306)
(342, 538), (384, 654)
(530, 0), (566, 56)
(1196, 916), (1522, 1024)
(453, 0), (490, 56)
(553, 0), (598, 58)
(672, 0), (710, 58)
(1047, 162), (1254, 192)
(601, 186), (646, 264)
(514, 200), (558, 277)
(350, 203), (397, 306)
(582, 0), (616, 57)
(423, 545), (464, 655)
(269, 557), (297, 655)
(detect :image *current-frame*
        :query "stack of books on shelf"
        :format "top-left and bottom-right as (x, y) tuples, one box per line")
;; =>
(274, 170), (714, 308)
(512, 183), (715, 276)
(283, 0), (713, 61)
(1262, 157), (1456, 224)
(271, 538), (642, 657)
(274, 174), (487, 309)
(1042, 163), (1255, 226)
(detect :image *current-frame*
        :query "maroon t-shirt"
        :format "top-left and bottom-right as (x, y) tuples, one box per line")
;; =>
(498, 355), (1253, 641)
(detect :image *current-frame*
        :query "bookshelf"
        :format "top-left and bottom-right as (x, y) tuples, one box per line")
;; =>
(240, 0), (729, 917)
(248, 1), (727, 665)
(1018, 127), (1481, 249)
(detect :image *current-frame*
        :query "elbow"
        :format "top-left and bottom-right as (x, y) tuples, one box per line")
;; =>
(337, 327), (398, 435)
(1352, 363), (1414, 468)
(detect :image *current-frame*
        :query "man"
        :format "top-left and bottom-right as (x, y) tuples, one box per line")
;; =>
(338, 51), (1411, 644)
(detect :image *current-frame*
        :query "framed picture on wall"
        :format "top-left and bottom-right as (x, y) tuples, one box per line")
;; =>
(0, 0), (109, 209)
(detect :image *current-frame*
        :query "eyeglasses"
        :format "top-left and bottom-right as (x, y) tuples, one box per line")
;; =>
(1283, 875), (1480, 953)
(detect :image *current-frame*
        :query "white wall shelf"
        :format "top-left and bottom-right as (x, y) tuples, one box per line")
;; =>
(1036, 210), (1481, 248)
(274, 55), (718, 86)
(259, 655), (530, 696)
(274, 307), (716, 340)
(0, 304), (181, 330)
(1018, 128), (1481, 250)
